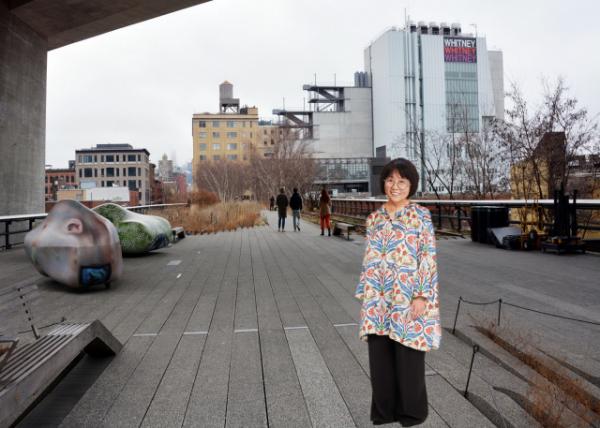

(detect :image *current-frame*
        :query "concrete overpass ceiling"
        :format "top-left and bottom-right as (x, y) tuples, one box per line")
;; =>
(4, 0), (212, 50)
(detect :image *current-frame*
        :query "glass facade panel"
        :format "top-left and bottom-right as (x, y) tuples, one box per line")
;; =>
(445, 62), (479, 133)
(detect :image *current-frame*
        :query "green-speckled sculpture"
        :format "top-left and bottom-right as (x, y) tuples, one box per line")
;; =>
(93, 203), (173, 254)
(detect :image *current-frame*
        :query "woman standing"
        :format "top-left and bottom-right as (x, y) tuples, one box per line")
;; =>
(355, 158), (441, 426)
(319, 187), (332, 236)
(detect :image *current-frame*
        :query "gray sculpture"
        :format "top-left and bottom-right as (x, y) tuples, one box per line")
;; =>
(24, 200), (123, 288)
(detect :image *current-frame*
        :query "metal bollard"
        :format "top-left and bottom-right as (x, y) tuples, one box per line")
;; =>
(452, 296), (463, 335)
(464, 344), (479, 398)
(497, 298), (503, 327)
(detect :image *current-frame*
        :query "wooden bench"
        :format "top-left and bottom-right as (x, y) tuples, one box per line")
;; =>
(0, 278), (122, 427)
(333, 222), (356, 240)
(172, 226), (185, 241)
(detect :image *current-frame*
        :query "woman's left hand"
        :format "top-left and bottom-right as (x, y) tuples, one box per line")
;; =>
(410, 297), (428, 320)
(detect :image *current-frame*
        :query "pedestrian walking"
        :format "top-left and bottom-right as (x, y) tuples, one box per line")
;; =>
(319, 187), (332, 236)
(269, 195), (275, 211)
(290, 188), (303, 231)
(355, 158), (441, 426)
(276, 188), (288, 232)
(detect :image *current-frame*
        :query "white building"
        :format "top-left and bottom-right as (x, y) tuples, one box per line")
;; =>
(364, 22), (504, 191)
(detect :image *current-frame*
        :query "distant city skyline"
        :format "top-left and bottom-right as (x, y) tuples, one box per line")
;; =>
(46, 0), (600, 168)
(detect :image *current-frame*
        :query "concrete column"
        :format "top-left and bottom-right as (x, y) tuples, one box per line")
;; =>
(0, 4), (47, 215)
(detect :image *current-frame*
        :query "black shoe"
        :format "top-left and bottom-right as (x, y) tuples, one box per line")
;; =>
(320, 231), (324, 235)
(328, 229), (331, 236)
(297, 226), (300, 231)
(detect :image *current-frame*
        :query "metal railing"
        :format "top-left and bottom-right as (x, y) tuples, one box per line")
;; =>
(0, 203), (189, 250)
(331, 198), (600, 234)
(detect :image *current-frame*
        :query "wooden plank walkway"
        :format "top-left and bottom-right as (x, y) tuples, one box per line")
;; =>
(1, 209), (598, 427)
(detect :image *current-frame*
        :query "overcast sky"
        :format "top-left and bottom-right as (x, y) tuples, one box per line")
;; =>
(46, 0), (600, 168)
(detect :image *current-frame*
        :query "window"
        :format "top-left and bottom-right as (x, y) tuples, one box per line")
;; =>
(105, 168), (114, 177)
(101, 168), (105, 177)
(138, 180), (142, 188)
(199, 121), (207, 128)
(137, 168), (141, 176)
(250, 132), (253, 138)
(227, 132), (237, 139)
(101, 181), (104, 187)
(94, 169), (98, 177)
(116, 155), (120, 162)
(199, 143), (207, 151)
(271, 139), (274, 145)
(106, 155), (114, 162)
(212, 121), (220, 127)
(263, 130), (267, 135)
(227, 143), (237, 151)
(212, 132), (220, 138)
(100, 155), (104, 162)
(199, 132), (208, 139)
(82, 155), (93, 163)
(227, 154), (238, 161)
(227, 121), (235, 128)
(116, 168), (120, 177)
(79, 169), (82, 178)
(213, 155), (221, 161)
(123, 168), (126, 176)
(199, 155), (206, 161)
(128, 167), (136, 176)
(137, 154), (141, 162)
(128, 180), (137, 190)
(45, 176), (48, 183)
(213, 143), (221, 150)
(106, 180), (113, 187)
(127, 154), (136, 162)
(94, 155), (97, 162)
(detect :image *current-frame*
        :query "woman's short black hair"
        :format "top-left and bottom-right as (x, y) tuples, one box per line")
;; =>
(380, 158), (419, 197)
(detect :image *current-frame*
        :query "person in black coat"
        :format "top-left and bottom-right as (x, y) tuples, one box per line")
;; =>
(276, 188), (288, 231)
(289, 188), (303, 231)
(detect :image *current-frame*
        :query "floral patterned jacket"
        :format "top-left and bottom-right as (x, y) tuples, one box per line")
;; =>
(355, 203), (441, 351)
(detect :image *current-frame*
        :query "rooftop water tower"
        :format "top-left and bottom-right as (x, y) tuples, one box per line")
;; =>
(219, 81), (240, 113)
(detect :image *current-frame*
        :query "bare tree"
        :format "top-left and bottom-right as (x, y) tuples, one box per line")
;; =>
(493, 77), (599, 230)
(195, 160), (249, 202)
(393, 100), (507, 200)
(248, 126), (317, 202)
(195, 125), (317, 204)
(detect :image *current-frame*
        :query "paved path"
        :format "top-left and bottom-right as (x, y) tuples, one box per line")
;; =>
(2, 210), (599, 427)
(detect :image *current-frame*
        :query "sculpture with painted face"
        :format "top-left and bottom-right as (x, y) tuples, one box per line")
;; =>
(24, 200), (123, 288)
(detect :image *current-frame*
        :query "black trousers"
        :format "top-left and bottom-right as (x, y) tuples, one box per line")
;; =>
(368, 335), (428, 426)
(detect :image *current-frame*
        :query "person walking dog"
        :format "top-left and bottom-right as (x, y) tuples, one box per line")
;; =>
(355, 158), (441, 426)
